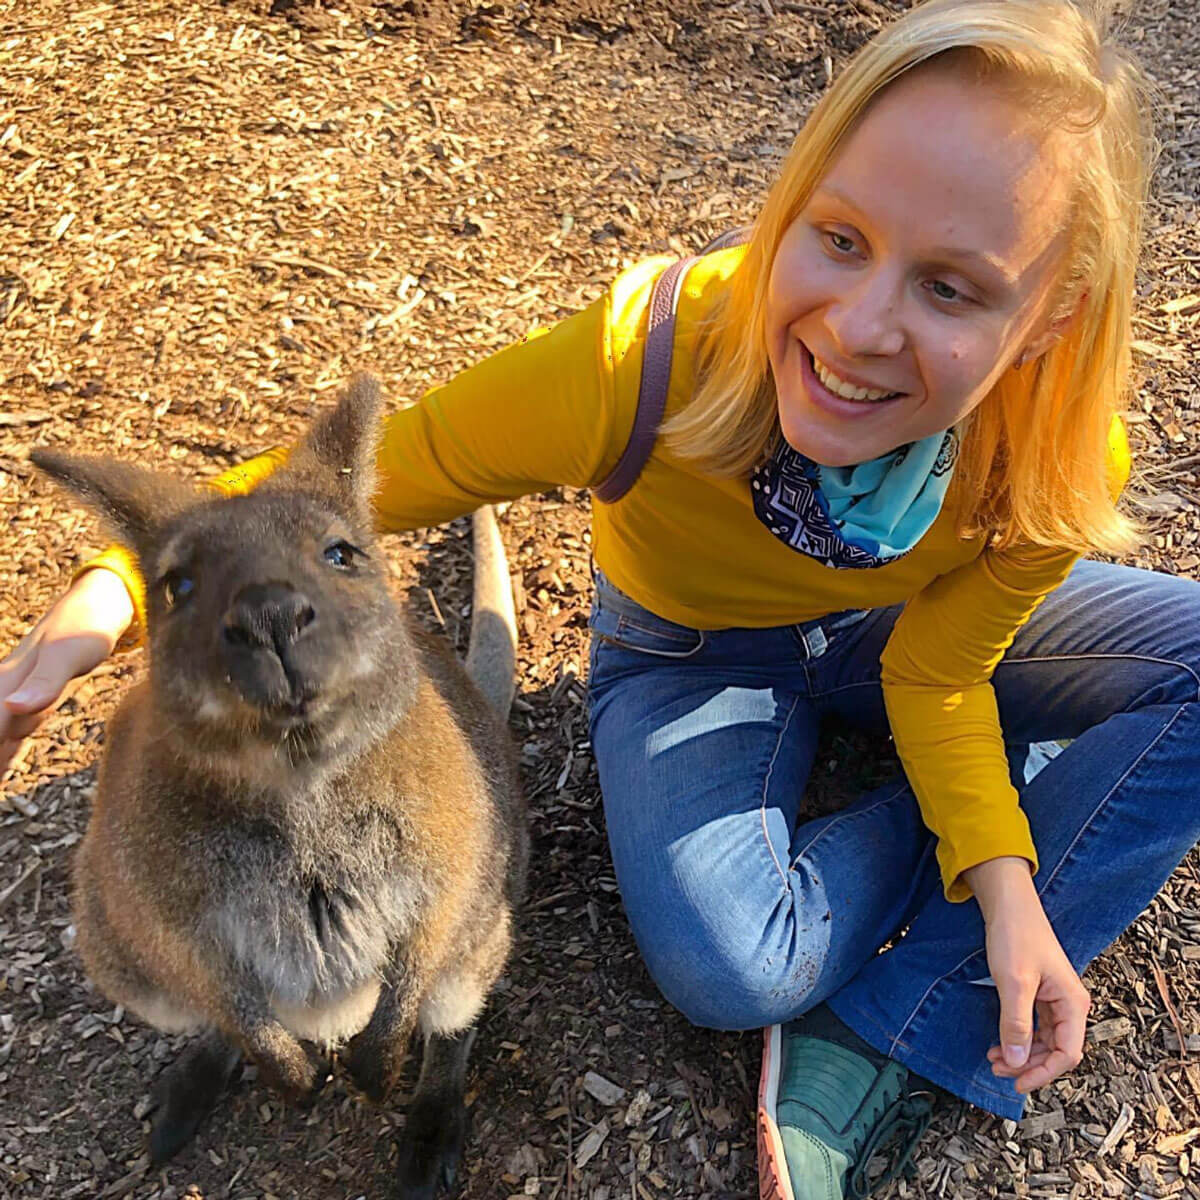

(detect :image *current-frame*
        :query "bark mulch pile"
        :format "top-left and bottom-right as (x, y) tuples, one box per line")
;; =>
(2, 0), (1198, 1197)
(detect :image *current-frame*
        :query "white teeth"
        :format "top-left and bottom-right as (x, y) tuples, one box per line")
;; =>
(811, 352), (896, 402)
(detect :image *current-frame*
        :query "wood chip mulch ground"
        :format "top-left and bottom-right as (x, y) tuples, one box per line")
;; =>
(1, 0), (1198, 1197)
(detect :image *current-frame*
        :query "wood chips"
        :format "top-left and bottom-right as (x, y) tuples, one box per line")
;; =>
(2, 0), (1198, 1197)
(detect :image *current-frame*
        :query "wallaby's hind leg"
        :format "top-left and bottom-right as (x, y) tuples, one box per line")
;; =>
(396, 1027), (477, 1200)
(148, 1030), (241, 1164)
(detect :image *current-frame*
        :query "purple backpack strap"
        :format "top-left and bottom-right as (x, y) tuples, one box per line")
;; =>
(593, 227), (750, 504)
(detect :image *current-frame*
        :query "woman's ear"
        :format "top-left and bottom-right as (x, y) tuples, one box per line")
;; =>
(1013, 290), (1089, 370)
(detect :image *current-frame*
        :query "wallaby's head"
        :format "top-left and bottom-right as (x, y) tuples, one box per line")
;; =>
(33, 374), (416, 773)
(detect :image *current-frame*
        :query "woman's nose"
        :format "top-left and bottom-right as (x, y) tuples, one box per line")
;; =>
(824, 273), (906, 359)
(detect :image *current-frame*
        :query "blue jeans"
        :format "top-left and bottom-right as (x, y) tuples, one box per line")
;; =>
(586, 560), (1200, 1119)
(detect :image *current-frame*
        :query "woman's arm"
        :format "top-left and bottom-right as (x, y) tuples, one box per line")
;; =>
(882, 535), (1117, 1091)
(880, 540), (1078, 900)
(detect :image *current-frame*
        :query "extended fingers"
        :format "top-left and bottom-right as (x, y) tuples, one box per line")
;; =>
(2, 637), (96, 716)
(0, 631), (39, 695)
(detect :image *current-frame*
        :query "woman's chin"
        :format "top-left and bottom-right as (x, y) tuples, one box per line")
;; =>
(777, 408), (878, 468)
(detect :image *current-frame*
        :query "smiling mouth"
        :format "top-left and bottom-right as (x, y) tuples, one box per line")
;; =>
(801, 342), (905, 405)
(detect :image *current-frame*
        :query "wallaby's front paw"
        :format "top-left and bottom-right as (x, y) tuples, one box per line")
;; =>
(248, 1028), (325, 1104)
(395, 1096), (468, 1200)
(343, 1032), (402, 1103)
(147, 1034), (241, 1165)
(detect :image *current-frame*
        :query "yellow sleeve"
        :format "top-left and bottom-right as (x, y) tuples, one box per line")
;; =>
(71, 256), (662, 643)
(884, 414), (1133, 902)
(880, 542), (1077, 902)
(371, 263), (654, 531)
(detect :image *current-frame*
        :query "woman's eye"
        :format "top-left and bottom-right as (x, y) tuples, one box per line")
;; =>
(163, 572), (194, 608)
(929, 279), (963, 303)
(323, 540), (366, 570)
(826, 232), (857, 255)
(926, 278), (979, 307)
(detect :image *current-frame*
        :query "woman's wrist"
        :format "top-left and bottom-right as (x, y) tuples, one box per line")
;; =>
(73, 567), (136, 650)
(962, 855), (1037, 923)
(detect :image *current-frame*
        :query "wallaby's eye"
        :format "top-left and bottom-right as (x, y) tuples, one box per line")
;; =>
(163, 571), (195, 608)
(323, 540), (367, 571)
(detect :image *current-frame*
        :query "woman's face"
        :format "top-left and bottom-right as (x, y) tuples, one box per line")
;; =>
(766, 68), (1076, 468)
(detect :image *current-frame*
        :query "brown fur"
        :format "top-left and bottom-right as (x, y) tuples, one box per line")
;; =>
(33, 375), (527, 1192)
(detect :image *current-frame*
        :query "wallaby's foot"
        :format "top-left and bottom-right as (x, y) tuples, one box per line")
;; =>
(395, 1027), (477, 1199)
(395, 1096), (469, 1200)
(148, 1033), (241, 1165)
(343, 1040), (393, 1103)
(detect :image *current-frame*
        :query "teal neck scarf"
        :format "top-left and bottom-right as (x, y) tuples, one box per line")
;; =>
(749, 428), (959, 569)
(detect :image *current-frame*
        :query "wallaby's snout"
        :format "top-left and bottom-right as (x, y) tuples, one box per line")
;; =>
(221, 581), (320, 713)
(223, 582), (317, 654)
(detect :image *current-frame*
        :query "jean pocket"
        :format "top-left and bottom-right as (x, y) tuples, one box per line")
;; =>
(589, 591), (706, 660)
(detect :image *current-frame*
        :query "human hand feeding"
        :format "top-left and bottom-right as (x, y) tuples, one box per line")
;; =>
(963, 856), (1091, 1094)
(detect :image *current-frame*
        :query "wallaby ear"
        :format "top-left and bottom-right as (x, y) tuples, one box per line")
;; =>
(265, 373), (382, 519)
(30, 450), (199, 561)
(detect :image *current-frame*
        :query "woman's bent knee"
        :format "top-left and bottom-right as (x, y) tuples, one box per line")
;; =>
(639, 929), (827, 1031)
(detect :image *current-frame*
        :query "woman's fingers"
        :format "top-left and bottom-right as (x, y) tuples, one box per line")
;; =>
(988, 1044), (1052, 1078)
(1012, 1051), (1076, 1093)
(2, 638), (87, 716)
(1, 634), (110, 778)
(987, 984), (1090, 1089)
(0, 630), (39, 692)
(1, 571), (133, 784)
(0, 712), (49, 774)
(1021, 990), (1088, 1091)
(995, 969), (1040, 1069)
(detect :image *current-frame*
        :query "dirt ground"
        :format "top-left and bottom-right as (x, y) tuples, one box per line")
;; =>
(2, 0), (1199, 1197)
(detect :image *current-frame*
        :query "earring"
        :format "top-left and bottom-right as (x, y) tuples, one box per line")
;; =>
(1013, 350), (1029, 370)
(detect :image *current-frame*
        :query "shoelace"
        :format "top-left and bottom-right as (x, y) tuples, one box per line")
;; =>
(846, 1093), (935, 1199)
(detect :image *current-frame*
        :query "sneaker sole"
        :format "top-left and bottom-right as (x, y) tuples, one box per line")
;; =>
(758, 1025), (796, 1200)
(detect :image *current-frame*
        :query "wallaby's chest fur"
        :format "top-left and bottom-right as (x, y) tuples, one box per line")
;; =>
(79, 652), (514, 1048)
(201, 801), (426, 1043)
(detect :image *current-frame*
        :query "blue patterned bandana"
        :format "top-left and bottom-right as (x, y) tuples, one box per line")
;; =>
(749, 428), (959, 569)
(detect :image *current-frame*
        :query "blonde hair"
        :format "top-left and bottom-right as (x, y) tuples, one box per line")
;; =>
(663, 0), (1157, 555)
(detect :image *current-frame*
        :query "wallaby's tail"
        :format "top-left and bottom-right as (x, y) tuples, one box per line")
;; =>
(465, 505), (518, 715)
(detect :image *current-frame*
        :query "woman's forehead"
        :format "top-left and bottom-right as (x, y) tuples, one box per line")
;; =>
(813, 69), (1076, 293)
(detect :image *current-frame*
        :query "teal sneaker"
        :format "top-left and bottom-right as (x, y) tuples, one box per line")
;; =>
(758, 1005), (934, 1200)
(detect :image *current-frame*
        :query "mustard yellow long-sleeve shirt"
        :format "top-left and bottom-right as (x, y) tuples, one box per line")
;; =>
(83, 244), (1130, 901)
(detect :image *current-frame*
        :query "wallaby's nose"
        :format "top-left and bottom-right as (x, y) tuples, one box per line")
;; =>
(223, 584), (316, 657)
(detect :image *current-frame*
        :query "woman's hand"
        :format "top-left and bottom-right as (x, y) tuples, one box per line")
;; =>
(963, 856), (1091, 1094)
(1, 568), (134, 776)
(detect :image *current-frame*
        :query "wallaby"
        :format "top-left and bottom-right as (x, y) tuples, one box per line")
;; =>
(31, 374), (527, 1199)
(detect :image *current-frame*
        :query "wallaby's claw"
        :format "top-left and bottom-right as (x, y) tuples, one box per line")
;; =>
(291, 1048), (333, 1110)
(395, 1098), (468, 1199)
(147, 1036), (241, 1165)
